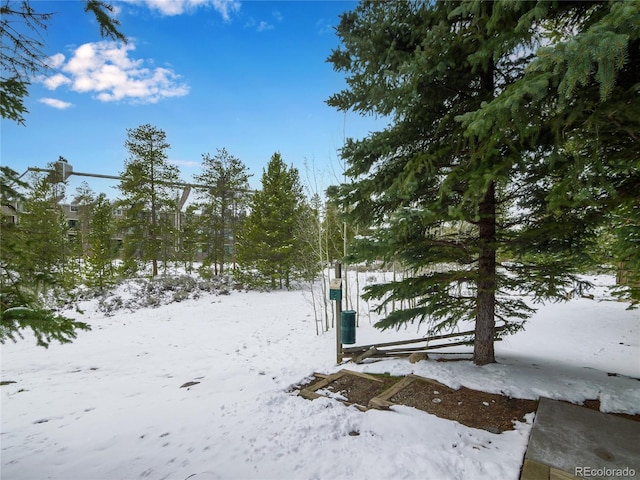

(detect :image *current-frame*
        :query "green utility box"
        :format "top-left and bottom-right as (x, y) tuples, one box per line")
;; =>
(329, 278), (342, 301)
(341, 310), (356, 345)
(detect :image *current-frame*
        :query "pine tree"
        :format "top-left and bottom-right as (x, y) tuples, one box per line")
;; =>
(0, 168), (88, 347)
(18, 173), (74, 293)
(327, 1), (639, 365)
(158, 207), (178, 275)
(86, 193), (117, 289)
(1, 166), (30, 310)
(72, 181), (96, 256)
(237, 152), (306, 288)
(177, 204), (200, 273)
(458, 1), (640, 302)
(193, 148), (251, 275)
(612, 203), (640, 304)
(118, 124), (180, 276)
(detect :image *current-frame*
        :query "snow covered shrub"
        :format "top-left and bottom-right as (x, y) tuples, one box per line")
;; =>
(95, 274), (244, 315)
(97, 295), (125, 316)
(171, 288), (191, 302)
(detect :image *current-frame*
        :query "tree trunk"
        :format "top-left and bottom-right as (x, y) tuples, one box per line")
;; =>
(150, 156), (158, 277)
(474, 181), (497, 365)
(220, 189), (226, 275)
(474, 9), (496, 366)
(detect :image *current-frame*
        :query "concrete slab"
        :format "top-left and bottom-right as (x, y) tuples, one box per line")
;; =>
(524, 397), (640, 480)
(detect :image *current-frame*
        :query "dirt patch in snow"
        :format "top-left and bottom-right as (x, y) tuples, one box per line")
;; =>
(295, 370), (640, 434)
(386, 377), (537, 433)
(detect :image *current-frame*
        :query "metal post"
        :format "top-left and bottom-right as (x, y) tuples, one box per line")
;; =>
(336, 262), (343, 364)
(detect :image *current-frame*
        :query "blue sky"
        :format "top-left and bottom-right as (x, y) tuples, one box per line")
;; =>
(2, 0), (385, 199)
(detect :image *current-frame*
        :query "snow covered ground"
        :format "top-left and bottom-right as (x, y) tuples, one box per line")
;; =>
(1, 273), (638, 480)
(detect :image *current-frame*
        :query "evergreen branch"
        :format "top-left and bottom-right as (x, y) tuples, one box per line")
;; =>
(83, 1), (126, 43)
(0, 307), (90, 348)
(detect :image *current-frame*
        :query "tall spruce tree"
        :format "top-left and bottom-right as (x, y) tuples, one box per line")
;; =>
(73, 181), (96, 256)
(328, 1), (639, 364)
(118, 124), (180, 277)
(1, 167), (32, 311)
(193, 148), (251, 275)
(0, 169), (27, 324)
(237, 152), (306, 288)
(18, 173), (74, 292)
(613, 203), (640, 304)
(86, 193), (117, 289)
(0, 168), (89, 347)
(177, 204), (200, 273)
(457, 1), (640, 307)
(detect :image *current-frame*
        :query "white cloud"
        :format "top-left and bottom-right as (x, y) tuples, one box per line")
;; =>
(42, 73), (71, 90)
(40, 41), (189, 104)
(128, 0), (240, 20)
(39, 98), (73, 109)
(47, 53), (66, 68)
(256, 21), (274, 32)
(211, 0), (240, 21)
(245, 14), (278, 32)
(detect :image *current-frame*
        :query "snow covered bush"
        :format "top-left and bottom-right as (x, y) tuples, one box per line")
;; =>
(95, 274), (243, 316)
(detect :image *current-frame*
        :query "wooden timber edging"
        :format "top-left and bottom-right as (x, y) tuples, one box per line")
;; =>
(298, 369), (385, 412)
(520, 459), (580, 480)
(343, 326), (508, 364)
(368, 374), (450, 410)
(299, 371), (453, 413)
